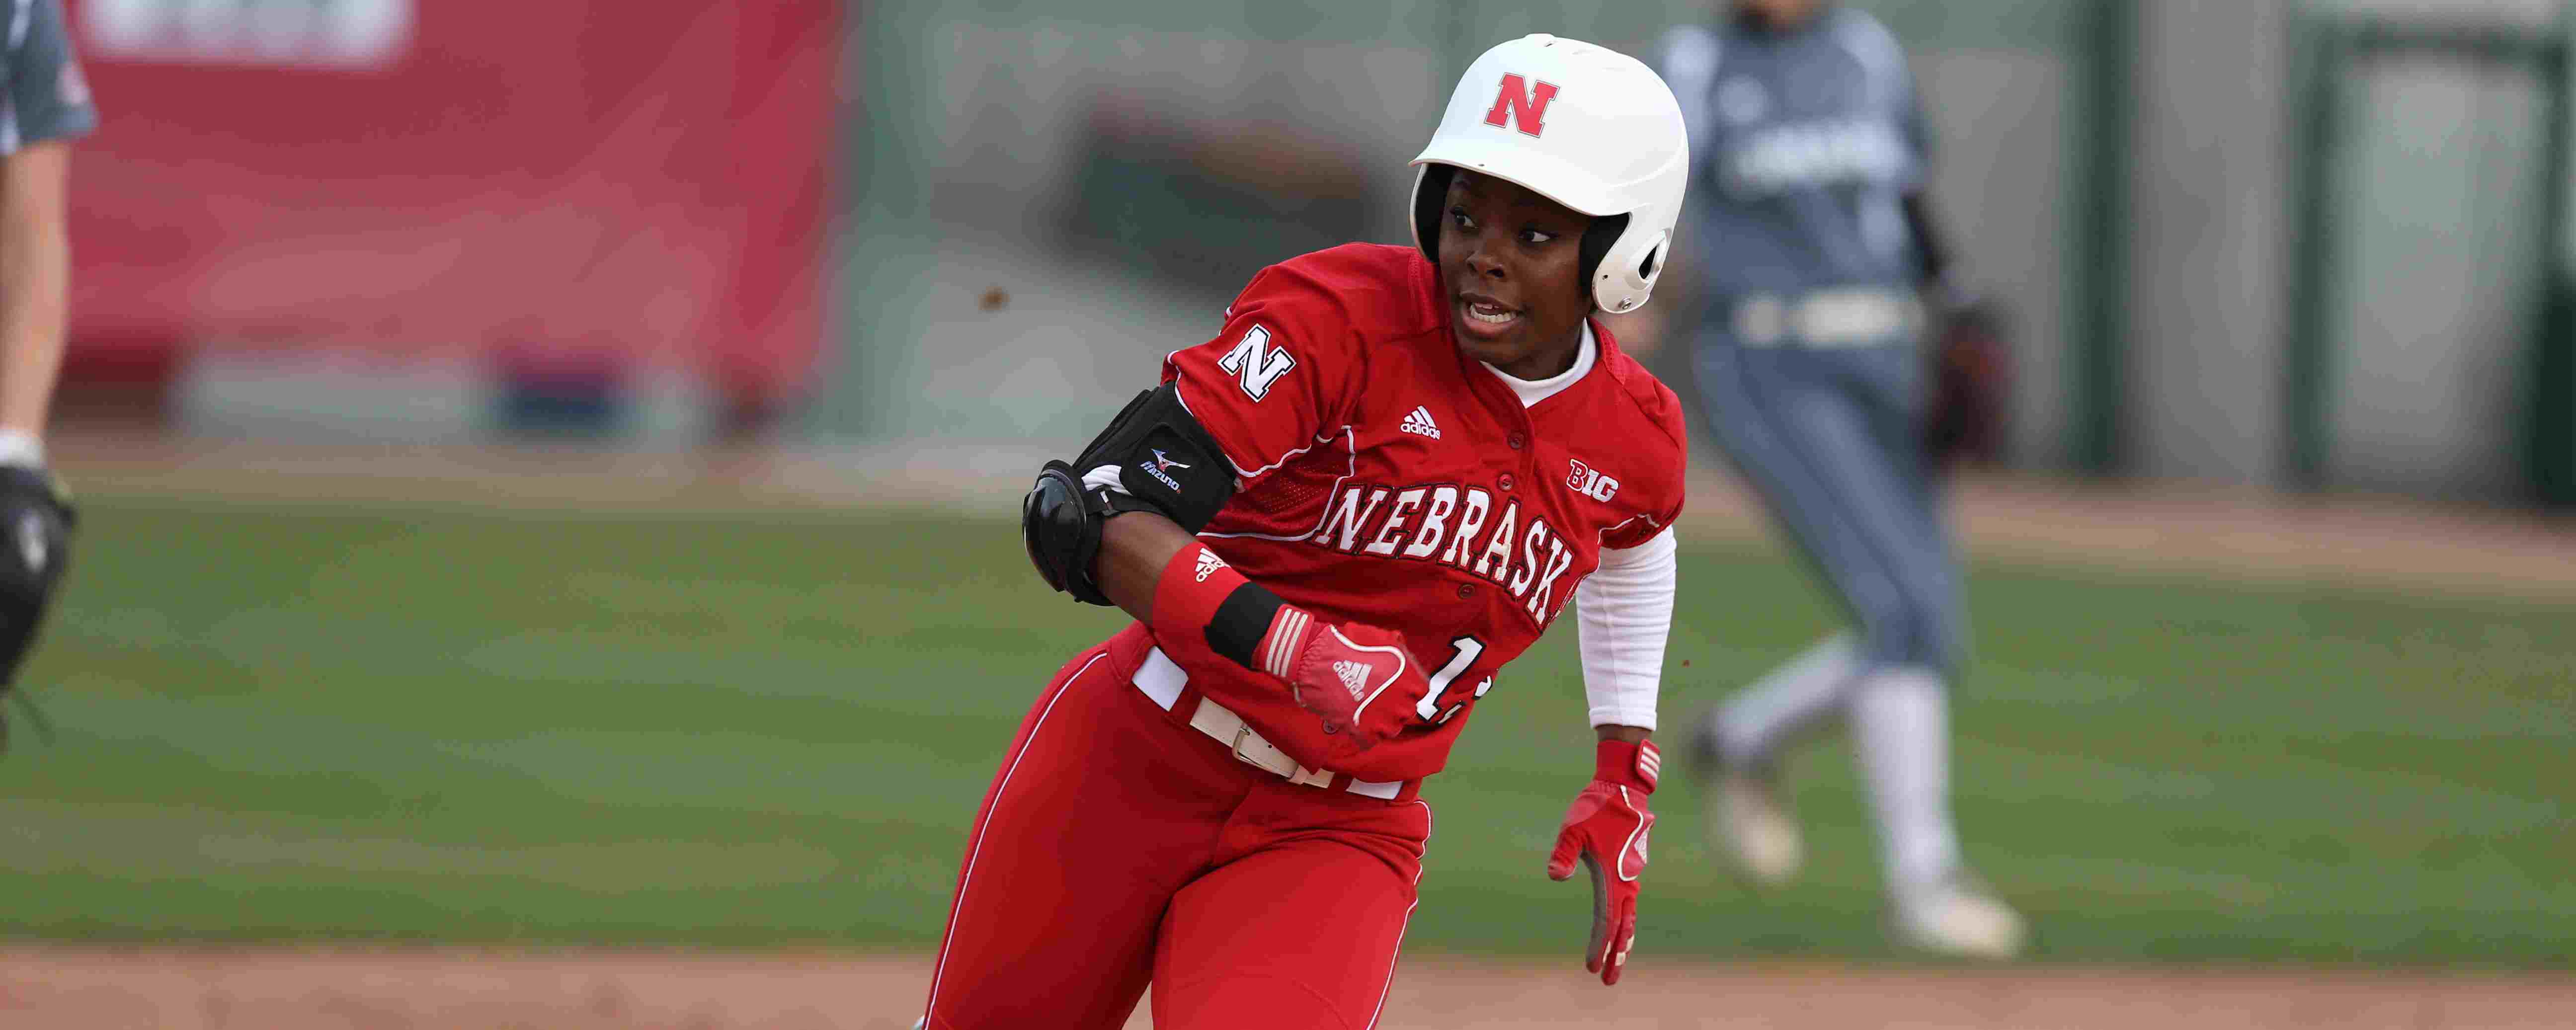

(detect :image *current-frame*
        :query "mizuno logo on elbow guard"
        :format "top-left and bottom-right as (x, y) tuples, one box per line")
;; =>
(1139, 450), (1189, 492)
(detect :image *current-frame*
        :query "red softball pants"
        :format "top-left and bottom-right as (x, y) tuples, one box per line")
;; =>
(920, 624), (1433, 1030)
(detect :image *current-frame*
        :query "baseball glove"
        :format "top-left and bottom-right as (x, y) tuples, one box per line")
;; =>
(0, 464), (75, 752)
(1923, 296), (2014, 472)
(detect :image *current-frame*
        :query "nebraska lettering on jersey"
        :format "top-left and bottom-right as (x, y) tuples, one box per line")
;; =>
(1313, 481), (1582, 624)
(1484, 73), (1560, 137)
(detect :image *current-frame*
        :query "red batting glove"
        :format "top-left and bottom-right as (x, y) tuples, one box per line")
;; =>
(1546, 738), (1660, 986)
(1253, 607), (1429, 750)
(1147, 543), (1429, 752)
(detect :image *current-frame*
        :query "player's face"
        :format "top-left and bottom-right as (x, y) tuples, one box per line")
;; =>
(1439, 171), (1591, 380)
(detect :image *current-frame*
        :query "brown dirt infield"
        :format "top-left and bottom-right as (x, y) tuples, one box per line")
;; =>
(5, 948), (2573, 1029)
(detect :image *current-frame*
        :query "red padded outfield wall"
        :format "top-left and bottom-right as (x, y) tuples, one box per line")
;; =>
(60, 0), (836, 416)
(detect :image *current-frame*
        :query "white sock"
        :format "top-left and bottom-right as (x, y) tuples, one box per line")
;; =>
(1713, 634), (1859, 764)
(1850, 666), (1963, 892)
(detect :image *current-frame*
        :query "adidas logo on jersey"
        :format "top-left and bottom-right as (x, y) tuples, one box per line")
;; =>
(1400, 406), (1442, 439)
(1193, 549), (1227, 582)
(1333, 659), (1372, 700)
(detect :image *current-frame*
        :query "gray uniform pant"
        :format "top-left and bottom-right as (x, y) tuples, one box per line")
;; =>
(1690, 325), (1964, 673)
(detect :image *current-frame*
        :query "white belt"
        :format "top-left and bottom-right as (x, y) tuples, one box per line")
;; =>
(1133, 647), (1404, 801)
(1732, 288), (1921, 348)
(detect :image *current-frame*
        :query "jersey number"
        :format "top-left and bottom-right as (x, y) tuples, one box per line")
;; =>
(1415, 635), (1490, 725)
(1216, 325), (1295, 401)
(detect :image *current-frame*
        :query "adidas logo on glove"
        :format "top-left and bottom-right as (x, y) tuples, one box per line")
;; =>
(1333, 659), (1372, 700)
(1194, 549), (1228, 582)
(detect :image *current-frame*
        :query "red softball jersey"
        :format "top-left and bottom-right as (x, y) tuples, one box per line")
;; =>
(1150, 242), (1688, 784)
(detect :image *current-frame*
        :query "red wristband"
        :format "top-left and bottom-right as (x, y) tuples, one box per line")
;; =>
(1595, 738), (1660, 793)
(1149, 543), (1293, 673)
(1152, 542), (1246, 628)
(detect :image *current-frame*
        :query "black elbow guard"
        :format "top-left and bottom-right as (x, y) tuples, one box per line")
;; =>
(1023, 460), (1116, 605)
(1021, 383), (1236, 605)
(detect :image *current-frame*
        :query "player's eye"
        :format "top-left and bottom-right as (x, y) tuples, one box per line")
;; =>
(1449, 206), (1475, 231)
(1519, 227), (1557, 245)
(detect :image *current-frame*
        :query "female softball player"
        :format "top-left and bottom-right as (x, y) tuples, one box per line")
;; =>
(1660, 0), (2025, 957)
(923, 34), (1693, 1029)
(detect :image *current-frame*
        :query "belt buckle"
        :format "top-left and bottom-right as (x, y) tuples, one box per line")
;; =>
(1229, 726), (1266, 768)
(1230, 724), (1304, 780)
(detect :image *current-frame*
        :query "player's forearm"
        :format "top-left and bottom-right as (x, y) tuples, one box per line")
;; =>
(0, 144), (75, 441)
(1595, 724), (1650, 743)
(1095, 510), (1199, 623)
(1576, 527), (1677, 731)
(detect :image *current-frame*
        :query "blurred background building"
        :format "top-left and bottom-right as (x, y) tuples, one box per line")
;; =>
(53, 0), (2576, 507)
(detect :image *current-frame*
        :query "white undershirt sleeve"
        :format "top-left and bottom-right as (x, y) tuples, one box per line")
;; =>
(1576, 524), (1678, 730)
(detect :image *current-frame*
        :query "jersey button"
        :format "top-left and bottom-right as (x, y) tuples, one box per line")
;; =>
(1507, 432), (1525, 450)
(1499, 473), (1516, 490)
(1456, 584), (1473, 599)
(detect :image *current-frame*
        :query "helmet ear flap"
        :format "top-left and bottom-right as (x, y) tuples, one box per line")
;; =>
(1412, 164), (1457, 266)
(1578, 212), (1630, 303)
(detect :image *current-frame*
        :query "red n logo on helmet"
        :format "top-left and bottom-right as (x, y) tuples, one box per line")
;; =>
(1483, 73), (1559, 137)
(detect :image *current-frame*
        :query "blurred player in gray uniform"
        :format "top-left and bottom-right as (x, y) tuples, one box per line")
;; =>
(0, 0), (94, 747)
(1658, 0), (2024, 957)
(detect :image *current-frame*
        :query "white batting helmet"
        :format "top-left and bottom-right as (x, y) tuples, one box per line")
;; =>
(1409, 34), (1690, 314)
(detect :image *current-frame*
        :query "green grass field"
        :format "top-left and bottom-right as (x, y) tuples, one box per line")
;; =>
(2, 494), (2569, 966)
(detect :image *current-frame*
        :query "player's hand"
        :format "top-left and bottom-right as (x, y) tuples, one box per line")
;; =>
(1547, 739), (1660, 986)
(1255, 609), (1428, 750)
(0, 464), (75, 753)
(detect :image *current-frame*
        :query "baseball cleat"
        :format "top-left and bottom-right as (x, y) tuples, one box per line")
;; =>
(1692, 712), (1802, 888)
(1891, 872), (2026, 960)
